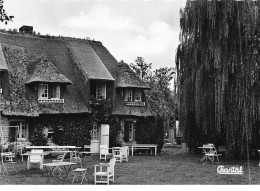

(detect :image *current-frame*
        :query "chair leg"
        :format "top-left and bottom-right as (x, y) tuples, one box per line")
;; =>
(3, 165), (8, 175)
(13, 164), (17, 174)
(72, 176), (76, 183)
(81, 172), (87, 184)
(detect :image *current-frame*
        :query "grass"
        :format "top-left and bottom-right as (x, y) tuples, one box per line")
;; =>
(1, 147), (260, 185)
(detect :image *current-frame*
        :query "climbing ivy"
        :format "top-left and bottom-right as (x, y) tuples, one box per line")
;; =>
(30, 114), (92, 147)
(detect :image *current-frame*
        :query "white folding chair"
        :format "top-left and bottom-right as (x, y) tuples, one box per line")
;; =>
(205, 144), (222, 163)
(1, 152), (17, 175)
(71, 168), (88, 184)
(52, 152), (66, 176)
(113, 147), (122, 163)
(100, 145), (110, 161)
(121, 146), (129, 162)
(27, 149), (44, 170)
(70, 150), (82, 168)
(94, 157), (116, 185)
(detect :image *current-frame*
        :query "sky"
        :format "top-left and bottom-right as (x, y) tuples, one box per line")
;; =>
(3, 0), (186, 70)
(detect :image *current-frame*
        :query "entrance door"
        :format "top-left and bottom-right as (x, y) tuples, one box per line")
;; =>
(124, 121), (135, 143)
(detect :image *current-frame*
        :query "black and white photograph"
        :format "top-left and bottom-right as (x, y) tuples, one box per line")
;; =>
(0, 0), (260, 187)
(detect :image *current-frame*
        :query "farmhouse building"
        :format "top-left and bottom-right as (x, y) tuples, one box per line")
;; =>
(0, 28), (153, 152)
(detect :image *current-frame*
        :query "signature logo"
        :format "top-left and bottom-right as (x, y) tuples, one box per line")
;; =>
(217, 165), (243, 175)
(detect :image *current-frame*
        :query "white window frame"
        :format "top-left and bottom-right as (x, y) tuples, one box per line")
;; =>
(50, 85), (61, 99)
(134, 89), (142, 102)
(38, 83), (48, 99)
(38, 84), (63, 103)
(125, 88), (133, 102)
(96, 83), (106, 100)
(10, 121), (29, 140)
(91, 122), (99, 140)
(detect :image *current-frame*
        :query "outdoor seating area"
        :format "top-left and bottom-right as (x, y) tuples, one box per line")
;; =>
(0, 144), (134, 184)
(1, 146), (260, 184)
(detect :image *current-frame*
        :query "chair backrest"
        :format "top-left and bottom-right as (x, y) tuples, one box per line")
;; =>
(121, 146), (128, 156)
(70, 151), (81, 162)
(31, 149), (43, 153)
(57, 152), (66, 161)
(71, 150), (79, 157)
(207, 143), (215, 147)
(108, 158), (116, 174)
(113, 148), (122, 157)
(30, 150), (43, 161)
(100, 145), (108, 154)
(206, 144), (217, 153)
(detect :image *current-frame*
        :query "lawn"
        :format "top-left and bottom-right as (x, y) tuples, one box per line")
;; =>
(0, 147), (260, 185)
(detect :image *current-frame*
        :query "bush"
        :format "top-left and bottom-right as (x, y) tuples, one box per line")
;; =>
(32, 126), (48, 146)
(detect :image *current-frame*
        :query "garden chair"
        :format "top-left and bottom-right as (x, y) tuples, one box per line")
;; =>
(100, 145), (110, 161)
(80, 145), (94, 161)
(27, 149), (44, 170)
(121, 146), (129, 162)
(204, 144), (222, 163)
(70, 150), (82, 168)
(112, 147), (122, 163)
(94, 157), (116, 185)
(1, 152), (17, 175)
(52, 152), (66, 177)
(71, 167), (88, 184)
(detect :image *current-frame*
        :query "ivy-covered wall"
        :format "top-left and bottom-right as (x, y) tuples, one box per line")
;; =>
(135, 116), (163, 152)
(108, 116), (122, 147)
(28, 112), (122, 148)
(29, 113), (92, 147)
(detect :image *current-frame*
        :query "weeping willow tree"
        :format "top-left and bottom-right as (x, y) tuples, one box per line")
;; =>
(176, 0), (260, 159)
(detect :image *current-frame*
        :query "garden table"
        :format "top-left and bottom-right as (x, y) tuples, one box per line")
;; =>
(21, 151), (50, 162)
(43, 162), (76, 184)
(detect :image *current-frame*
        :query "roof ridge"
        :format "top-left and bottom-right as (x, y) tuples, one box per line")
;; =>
(0, 30), (104, 44)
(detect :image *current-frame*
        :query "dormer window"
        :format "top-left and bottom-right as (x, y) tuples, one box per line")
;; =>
(96, 83), (106, 100)
(123, 88), (145, 106)
(38, 83), (63, 103)
(49, 85), (60, 99)
(134, 89), (141, 102)
(125, 89), (133, 101)
(38, 84), (48, 99)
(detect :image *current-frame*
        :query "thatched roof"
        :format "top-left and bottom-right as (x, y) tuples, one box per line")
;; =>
(89, 41), (118, 77)
(0, 31), (152, 118)
(115, 63), (150, 89)
(67, 40), (114, 81)
(26, 59), (72, 85)
(0, 33), (90, 116)
(0, 44), (8, 71)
